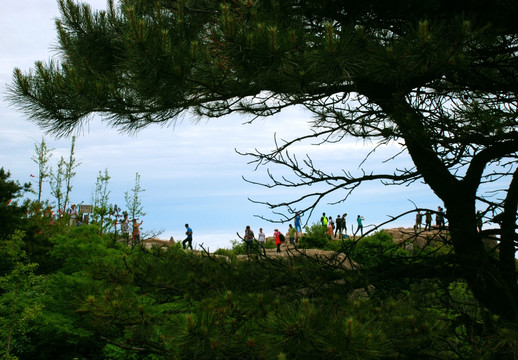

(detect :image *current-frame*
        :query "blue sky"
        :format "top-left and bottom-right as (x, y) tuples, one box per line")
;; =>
(0, 0), (443, 249)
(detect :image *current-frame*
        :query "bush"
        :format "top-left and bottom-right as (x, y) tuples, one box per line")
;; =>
(341, 230), (409, 268)
(298, 223), (331, 249)
(214, 238), (275, 257)
(323, 239), (346, 252)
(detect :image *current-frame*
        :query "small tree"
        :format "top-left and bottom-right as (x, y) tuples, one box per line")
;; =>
(31, 138), (53, 204)
(124, 172), (146, 221)
(62, 136), (80, 213)
(91, 169), (111, 234)
(50, 136), (80, 215)
(49, 157), (65, 214)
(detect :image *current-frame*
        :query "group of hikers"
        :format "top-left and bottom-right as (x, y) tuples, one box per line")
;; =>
(240, 212), (367, 254)
(63, 202), (452, 251)
(176, 210), (373, 253)
(120, 214), (143, 245)
(243, 224), (298, 254)
(237, 206), (451, 254)
(66, 204), (91, 227)
(415, 206), (447, 231)
(243, 224), (301, 254)
(320, 212), (367, 238)
(66, 204), (144, 246)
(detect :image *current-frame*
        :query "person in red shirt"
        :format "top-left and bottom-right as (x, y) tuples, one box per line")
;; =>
(274, 229), (282, 253)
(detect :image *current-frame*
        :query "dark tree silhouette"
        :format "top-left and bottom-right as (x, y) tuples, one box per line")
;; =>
(0, 168), (30, 240)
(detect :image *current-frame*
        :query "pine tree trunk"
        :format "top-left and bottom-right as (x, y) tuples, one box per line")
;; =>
(448, 206), (518, 322)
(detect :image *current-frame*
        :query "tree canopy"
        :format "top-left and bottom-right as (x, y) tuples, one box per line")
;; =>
(8, 0), (518, 321)
(0, 168), (31, 240)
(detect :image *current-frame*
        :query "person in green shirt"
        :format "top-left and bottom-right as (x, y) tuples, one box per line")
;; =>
(288, 224), (297, 249)
(321, 212), (328, 226)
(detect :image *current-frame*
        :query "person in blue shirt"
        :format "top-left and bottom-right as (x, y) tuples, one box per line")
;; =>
(294, 212), (302, 233)
(355, 215), (364, 237)
(182, 223), (193, 250)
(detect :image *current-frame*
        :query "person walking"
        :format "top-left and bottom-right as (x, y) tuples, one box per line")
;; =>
(415, 211), (422, 231)
(274, 228), (282, 253)
(334, 215), (343, 238)
(436, 206), (446, 230)
(288, 224), (297, 249)
(355, 215), (364, 237)
(182, 223), (193, 250)
(294, 212), (302, 233)
(424, 211), (432, 230)
(257, 228), (266, 248)
(244, 225), (255, 253)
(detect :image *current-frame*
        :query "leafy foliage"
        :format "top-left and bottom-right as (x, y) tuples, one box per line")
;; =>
(344, 231), (409, 269)
(298, 223), (331, 249)
(215, 238), (276, 256)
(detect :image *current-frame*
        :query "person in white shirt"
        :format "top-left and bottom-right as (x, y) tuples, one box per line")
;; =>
(257, 228), (266, 248)
(68, 204), (77, 227)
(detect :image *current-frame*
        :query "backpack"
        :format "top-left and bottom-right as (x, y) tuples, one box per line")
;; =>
(279, 232), (285, 242)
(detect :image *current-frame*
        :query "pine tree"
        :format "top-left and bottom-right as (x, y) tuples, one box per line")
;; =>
(62, 136), (80, 213)
(124, 172), (146, 222)
(31, 138), (53, 204)
(49, 157), (65, 214)
(8, 0), (518, 321)
(91, 169), (111, 234)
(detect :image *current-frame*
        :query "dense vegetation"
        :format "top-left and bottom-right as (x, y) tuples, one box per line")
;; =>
(1, 169), (517, 359)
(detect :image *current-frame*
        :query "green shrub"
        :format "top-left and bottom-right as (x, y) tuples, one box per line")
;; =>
(263, 238), (276, 249)
(298, 223), (331, 249)
(230, 239), (247, 254)
(343, 231), (408, 268)
(213, 247), (237, 259)
(214, 238), (275, 256)
(324, 238), (347, 252)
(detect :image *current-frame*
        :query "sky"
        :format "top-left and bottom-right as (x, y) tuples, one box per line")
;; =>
(0, 0), (443, 250)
